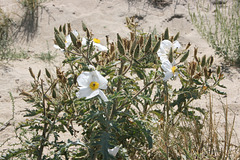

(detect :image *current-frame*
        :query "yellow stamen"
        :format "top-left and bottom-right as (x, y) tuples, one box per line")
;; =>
(89, 81), (99, 90)
(171, 66), (177, 73)
(93, 38), (100, 43)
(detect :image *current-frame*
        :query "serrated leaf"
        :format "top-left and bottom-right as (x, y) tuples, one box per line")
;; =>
(145, 34), (152, 53)
(55, 33), (65, 49)
(180, 50), (189, 62)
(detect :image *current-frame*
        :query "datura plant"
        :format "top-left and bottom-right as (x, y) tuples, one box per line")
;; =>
(1, 18), (225, 160)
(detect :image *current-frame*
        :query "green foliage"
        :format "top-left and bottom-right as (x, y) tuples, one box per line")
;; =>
(0, 19), (229, 159)
(189, 0), (240, 65)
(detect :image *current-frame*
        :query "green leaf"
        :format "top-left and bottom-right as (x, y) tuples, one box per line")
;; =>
(63, 24), (66, 35)
(54, 27), (59, 34)
(180, 50), (189, 62)
(174, 32), (180, 41)
(168, 48), (173, 63)
(55, 33), (65, 49)
(117, 33), (122, 43)
(134, 44), (140, 59)
(45, 68), (51, 78)
(164, 28), (169, 40)
(145, 34), (152, 53)
(70, 32), (77, 47)
(117, 38), (125, 55)
(152, 40), (160, 54)
(82, 21), (87, 32)
(135, 69), (145, 79)
(201, 55), (206, 67)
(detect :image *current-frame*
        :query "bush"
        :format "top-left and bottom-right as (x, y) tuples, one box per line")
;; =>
(189, 0), (240, 65)
(0, 18), (232, 159)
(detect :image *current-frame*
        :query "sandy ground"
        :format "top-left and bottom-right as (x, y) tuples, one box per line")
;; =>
(0, 0), (239, 152)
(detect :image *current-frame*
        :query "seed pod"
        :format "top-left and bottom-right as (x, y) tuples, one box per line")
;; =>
(76, 39), (82, 48)
(37, 70), (41, 80)
(29, 67), (35, 79)
(194, 47), (199, 62)
(185, 42), (191, 50)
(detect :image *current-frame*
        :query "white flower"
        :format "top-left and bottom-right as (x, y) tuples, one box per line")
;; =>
(54, 30), (79, 50)
(76, 70), (108, 101)
(82, 37), (108, 52)
(108, 146), (120, 157)
(157, 40), (181, 62)
(161, 59), (178, 81)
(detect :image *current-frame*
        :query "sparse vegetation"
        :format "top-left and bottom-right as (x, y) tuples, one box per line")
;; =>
(189, 0), (240, 65)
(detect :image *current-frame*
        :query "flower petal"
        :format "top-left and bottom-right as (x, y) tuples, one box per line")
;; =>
(86, 89), (99, 99)
(82, 37), (87, 46)
(76, 87), (93, 99)
(173, 40), (181, 50)
(99, 90), (108, 102)
(161, 60), (172, 72)
(77, 71), (92, 87)
(163, 72), (173, 81)
(108, 146), (120, 157)
(72, 30), (79, 37)
(161, 40), (172, 51)
(92, 70), (108, 89)
(93, 43), (108, 52)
